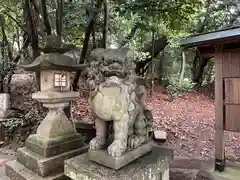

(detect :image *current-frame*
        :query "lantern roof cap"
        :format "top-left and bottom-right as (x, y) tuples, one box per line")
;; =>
(21, 53), (87, 71)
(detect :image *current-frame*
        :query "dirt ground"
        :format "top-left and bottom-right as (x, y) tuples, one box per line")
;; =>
(2, 73), (240, 179)
(74, 85), (240, 163)
(147, 87), (240, 162)
(6, 73), (240, 163)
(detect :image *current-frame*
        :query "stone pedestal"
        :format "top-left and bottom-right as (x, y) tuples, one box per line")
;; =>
(88, 142), (152, 170)
(5, 91), (88, 180)
(64, 146), (173, 180)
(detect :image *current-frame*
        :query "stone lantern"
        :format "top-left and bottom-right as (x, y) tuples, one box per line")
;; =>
(5, 53), (88, 180)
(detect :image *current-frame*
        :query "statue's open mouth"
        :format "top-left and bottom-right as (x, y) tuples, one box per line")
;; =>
(103, 71), (126, 78)
(101, 66), (126, 78)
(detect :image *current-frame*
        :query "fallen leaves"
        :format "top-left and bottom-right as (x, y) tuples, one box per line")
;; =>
(8, 72), (240, 162)
(73, 85), (240, 162)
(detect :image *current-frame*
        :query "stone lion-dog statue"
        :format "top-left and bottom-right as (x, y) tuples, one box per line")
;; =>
(83, 48), (153, 157)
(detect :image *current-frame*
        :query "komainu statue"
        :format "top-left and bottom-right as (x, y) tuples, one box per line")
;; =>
(83, 48), (153, 162)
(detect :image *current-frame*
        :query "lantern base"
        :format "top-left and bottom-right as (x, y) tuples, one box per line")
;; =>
(16, 145), (88, 177)
(26, 133), (85, 157)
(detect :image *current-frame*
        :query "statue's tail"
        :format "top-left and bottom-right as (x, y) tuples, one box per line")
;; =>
(144, 108), (153, 133)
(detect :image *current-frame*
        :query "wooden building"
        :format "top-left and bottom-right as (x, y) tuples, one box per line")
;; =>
(181, 26), (240, 172)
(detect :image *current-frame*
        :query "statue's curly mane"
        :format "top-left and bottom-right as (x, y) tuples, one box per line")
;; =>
(83, 48), (136, 91)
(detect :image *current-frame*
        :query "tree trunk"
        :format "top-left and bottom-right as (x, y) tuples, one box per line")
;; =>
(119, 23), (139, 47)
(5, 38), (30, 94)
(16, 28), (20, 50)
(56, 0), (64, 38)
(102, 0), (108, 48)
(91, 0), (96, 49)
(150, 30), (155, 95)
(25, 0), (41, 90)
(192, 56), (210, 86)
(42, 0), (52, 35)
(72, 0), (103, 91)
(135, 37), (168, 76)
(205, 59), (214, 84)
(2, 25), (13, 62)
(0, 41), (4, 93)
(158, 50), (164, 85)
(179, 51), (186, 87)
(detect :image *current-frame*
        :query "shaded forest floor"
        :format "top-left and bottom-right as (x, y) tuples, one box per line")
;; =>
(5, 73), (240, 163)
(1, 74), (240, 180)
(74, 85), (240, 163)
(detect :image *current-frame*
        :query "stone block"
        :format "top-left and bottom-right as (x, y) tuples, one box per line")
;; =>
(154, 130), (167, 141)
(88, 142), (152, 170)
(0, 94), (10, 118)
(5, 160), (70, 180)
(65, 146), (173, 180)
(17, 146), (88, 177)
(26, 133), (84, 157)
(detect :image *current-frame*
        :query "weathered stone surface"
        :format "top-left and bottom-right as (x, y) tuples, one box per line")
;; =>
(21, 53), (86, 72)
(154, 130), (167, 140)
(17, 146), (88, 177)
(32, 92), (79, 104)
(6, 52), (88, 180)
(88, 142), (152, 170)
(197, 167), (240, 180)
(65, 146), (173, 180)
(85, 48), (153, 165)
(26, 133), (85, 157)
(5, 160), (71, 180)
(30, 98), (78, 139)
(0, 94), (10, 118)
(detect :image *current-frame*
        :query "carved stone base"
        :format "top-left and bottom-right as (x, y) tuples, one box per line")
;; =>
(17, 146), (88, 177)
(88, 142), (152, 170)
(5, 160), (70, 180)
(65, 146), (173, 180)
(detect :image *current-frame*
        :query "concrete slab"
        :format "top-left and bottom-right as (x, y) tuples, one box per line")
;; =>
(197, 167), (240, 180)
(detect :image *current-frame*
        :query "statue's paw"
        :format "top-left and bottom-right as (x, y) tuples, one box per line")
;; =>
(89, 137), (105, 150)
(107, 140), (126, 157)
(127, 135), (144, 149)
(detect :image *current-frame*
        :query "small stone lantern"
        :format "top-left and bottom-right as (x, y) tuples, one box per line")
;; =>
(22, 53), (86, 138)
(5, 53), (88, 180)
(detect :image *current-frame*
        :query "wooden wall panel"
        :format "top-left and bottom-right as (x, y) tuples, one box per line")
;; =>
(224, 78), (240, 104)
(225, 105), (240, 132)
(222, 51), (240, 78)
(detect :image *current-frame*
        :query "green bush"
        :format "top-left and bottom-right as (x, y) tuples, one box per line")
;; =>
(167, 76), (196, 97)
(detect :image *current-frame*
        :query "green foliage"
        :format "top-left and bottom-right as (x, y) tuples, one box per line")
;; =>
(167, 76), (196, 97)
(63, 0), (87, 43)
(1, 0), (236, 96)
(0, 0), (23, 39)
(3, 118), (23, 133)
